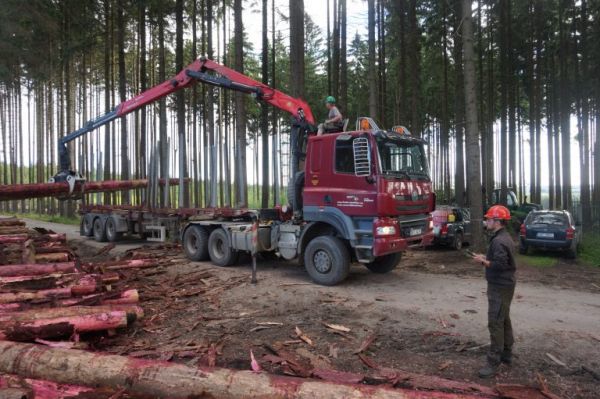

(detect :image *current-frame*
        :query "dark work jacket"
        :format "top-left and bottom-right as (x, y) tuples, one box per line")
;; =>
(485, 228), (516, 286)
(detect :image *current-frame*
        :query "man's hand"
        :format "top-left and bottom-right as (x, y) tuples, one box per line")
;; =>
(471, 253), (490, 267)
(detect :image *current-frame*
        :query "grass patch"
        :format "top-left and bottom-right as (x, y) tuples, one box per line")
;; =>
(0, 212), (80, 226)
(516, 253), (559, 268)
(579, 233), (600, 267)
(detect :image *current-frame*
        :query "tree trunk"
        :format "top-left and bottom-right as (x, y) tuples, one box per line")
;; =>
(367, 0), (377, 119)
(175, 0), (187, 208)
(408, 0), (419, 135)
(0, 342), (489, 399)
(339, 0), (347, 116)
(289, 0), (305, 100)
(462, 0), (484, 250)
(260, 0), (269, 208)
(331, 0), (339, 101)
(454, 0), (465, 206)
(117, 0), (129, 203)
(559, 0), (571, 210)
(234, 0), (247, 207)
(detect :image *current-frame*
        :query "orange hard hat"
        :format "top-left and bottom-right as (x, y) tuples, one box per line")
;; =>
(484, 205), (511, 221)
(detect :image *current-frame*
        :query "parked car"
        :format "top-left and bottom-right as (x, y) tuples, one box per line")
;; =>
(431, 206), (472, 250)
(519, 210), (581, 258)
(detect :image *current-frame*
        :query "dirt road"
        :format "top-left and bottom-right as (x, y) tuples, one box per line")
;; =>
(23, 218), (600, 397)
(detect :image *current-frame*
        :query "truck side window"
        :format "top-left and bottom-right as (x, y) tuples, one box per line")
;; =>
(335, 139), (355, 174)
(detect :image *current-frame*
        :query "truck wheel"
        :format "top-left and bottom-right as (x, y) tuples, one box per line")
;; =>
(106, 218), (123, 242)
(208, 228), (239, 266)
(183, 225), (209, 261)
(365, 252), (402, 274)
(81, 217), (93, 237)
(93, 218), (107, 242)
(287, 171), (304, 212)
(304, 236), (350, 286)
(453, 233), (463, 250)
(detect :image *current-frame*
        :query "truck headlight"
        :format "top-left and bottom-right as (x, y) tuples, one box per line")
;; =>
(376, 226), (397, 236)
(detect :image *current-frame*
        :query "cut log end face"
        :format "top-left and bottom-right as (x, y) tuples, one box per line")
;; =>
(3, 322), (74, 342)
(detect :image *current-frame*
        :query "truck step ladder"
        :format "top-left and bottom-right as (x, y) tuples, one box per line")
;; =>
(145, 225), (166, 242)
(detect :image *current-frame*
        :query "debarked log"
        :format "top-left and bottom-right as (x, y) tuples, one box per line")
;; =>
(0, 311), (130, 340)
(0, 305), (143, 323)
(0, 262), (76, 277)
(0, 342), (491, 399)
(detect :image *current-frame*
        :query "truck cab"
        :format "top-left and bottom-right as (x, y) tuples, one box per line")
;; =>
(300, 122), (434, 266)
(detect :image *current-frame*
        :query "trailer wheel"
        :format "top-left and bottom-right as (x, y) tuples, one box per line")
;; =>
(208, 228), (239, 266)
(81, 217), (93, 237)
(365, 252), (402, 274)
(304, 236), (350, 286)
(93, 218), (107, 242)
(106, 217), (123, 242)
(183, 225), (209, 261)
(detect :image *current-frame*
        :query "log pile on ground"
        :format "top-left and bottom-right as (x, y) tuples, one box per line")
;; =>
(0, 217), (148, 343)
(0, 218), (74, 265)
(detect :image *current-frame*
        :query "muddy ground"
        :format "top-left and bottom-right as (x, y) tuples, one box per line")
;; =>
(60, 232), (599, 399)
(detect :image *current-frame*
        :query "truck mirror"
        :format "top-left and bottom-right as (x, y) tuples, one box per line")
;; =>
(353, 137), (371, 177)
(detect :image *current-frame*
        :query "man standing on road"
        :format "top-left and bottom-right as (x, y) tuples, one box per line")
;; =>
(471, 205), (516, 378)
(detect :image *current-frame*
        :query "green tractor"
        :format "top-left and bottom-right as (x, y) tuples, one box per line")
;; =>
(488, 188), (542, 222)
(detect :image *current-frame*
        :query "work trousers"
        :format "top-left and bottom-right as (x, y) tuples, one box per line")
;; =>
(487, 283), (515, 365)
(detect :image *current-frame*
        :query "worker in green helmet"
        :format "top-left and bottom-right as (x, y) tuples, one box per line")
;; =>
(317, 96), (344, 135)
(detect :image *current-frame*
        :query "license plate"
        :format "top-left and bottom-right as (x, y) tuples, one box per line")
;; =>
(537, 232), (554, 239)
(410, 228), (422, 236)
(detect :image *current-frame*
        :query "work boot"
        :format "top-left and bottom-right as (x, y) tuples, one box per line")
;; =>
(478, 363), (499, 379)
(501, 351), (512, 365)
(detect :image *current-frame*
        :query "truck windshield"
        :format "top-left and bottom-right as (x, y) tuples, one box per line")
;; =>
(376, 137), (429, 179)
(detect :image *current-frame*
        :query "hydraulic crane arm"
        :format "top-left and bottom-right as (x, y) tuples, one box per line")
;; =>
(55, 57), (315, 181)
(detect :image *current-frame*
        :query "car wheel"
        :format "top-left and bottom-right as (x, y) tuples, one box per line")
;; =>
(93, 218), (107, 242)
(105, 218), (123, 242)
(365, 252), (402, 274)
(208, 228), (239, 266)
(453, 233), (463, 250)
(304, 236), (350, 286)
(566, 242), (577, 259)
(183, 225), (210, 261)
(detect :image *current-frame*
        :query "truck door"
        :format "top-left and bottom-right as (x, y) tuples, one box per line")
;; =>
(303, 134), (377, 216)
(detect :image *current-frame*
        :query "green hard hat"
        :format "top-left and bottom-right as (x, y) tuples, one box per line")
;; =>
(325, 95), (336, 104)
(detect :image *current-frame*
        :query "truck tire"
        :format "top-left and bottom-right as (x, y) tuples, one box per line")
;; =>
(304, 236), (350, 286)
(106, 217), (123, 242)
(287, 171), (305, 212)
(452, 232), (463, 250)
(81, 217), (93, 237)
(93, 218), (107, 242)
(183, 225), (209, 261)
(208, 228), (239, 266)
(365, 252), (402, 274)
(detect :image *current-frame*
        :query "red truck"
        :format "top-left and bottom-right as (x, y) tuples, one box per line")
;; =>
(55, 58), (435, 285)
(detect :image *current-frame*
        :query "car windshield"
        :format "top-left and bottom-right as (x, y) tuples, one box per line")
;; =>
(376, 136), (429, 179)
(528, 213), (568, 226)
